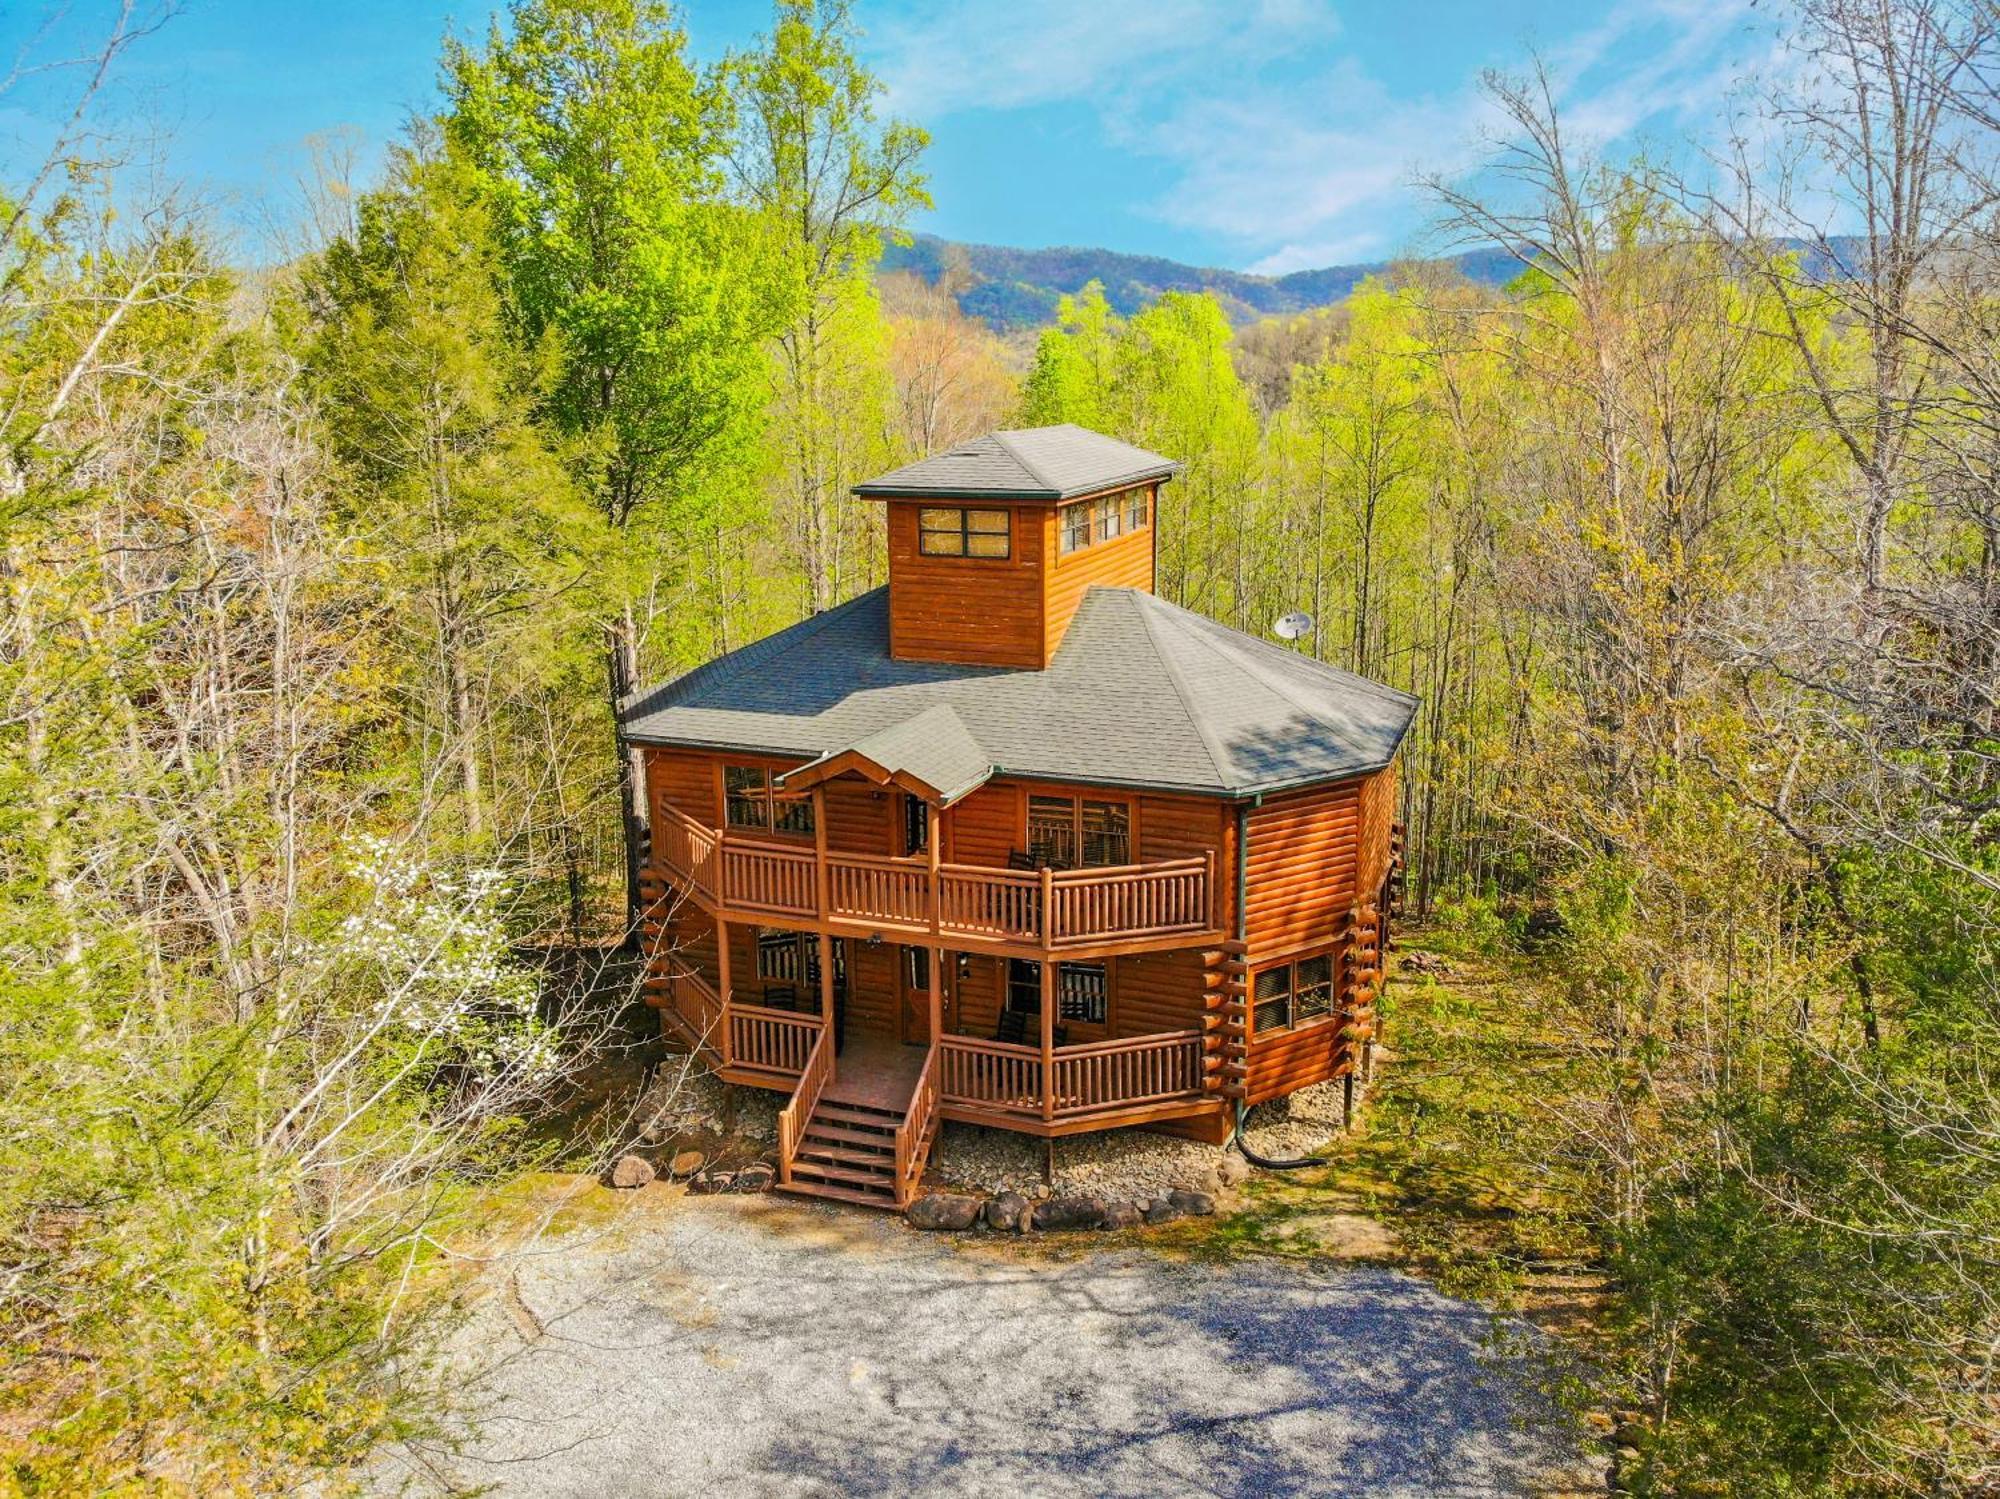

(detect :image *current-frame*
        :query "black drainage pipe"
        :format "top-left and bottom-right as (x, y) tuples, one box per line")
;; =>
(1232, 1099), (1326, 1170)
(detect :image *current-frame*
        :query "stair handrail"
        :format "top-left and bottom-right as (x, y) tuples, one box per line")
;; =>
(776, 1024), (834, 1187)
(893, 1044), (942, 1207)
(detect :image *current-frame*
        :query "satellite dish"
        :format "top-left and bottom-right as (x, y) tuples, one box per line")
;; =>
(1274, 611), (1315, 642)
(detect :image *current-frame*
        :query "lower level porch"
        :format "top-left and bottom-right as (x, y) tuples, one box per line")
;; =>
(646, 932), (1242, 1207)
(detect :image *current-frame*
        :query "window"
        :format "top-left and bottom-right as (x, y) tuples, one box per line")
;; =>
(1058, 489), (1151, 555)
(723, 765), (814, 835)
(757, 930), (804, 982)
(1125, 487), (1150, 532)
(1061, 503), (1093, 555)
(902, 794), (930, 856)
(757, 930), (843, 992)
(1253, 951), (1338, 1033)
(1027, 792), (1131, 869)
(919, 506), (1011, 558)
(1005, 959), (1108, 1025)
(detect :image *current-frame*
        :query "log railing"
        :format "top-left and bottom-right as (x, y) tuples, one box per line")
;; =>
(938, 865), (1042, 942)
(827, 852), (930, 927)
(1050, 1030), (1204, 1118)
(728, 1002), (821, 1079)
(665, 966), (727, 1059)
(1047, 856), (1211, 945)
(937, 1030), (1206, 1123)
(893, 1045), (941, 1206)
(721, 841), (816, 918)
(938, 1035), (1044, 1119)
(777, 1024), (834, 1186)
(652, 805), (1215, 950)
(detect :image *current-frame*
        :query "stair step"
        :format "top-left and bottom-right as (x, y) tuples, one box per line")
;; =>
(804, 1119), (898, 1148)
(777, 1179), (899, 1209)
(790, 1159), (900, 1188)
(814, 1102), (903, 1128)
(797, 1142), (897, 1170)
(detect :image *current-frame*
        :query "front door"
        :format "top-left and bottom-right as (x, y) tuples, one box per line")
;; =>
(898, 945), (934, 1046)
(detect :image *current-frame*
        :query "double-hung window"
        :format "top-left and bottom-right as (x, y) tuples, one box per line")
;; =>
(1252, 952), (1336, 1034)
(1005, 959), (1108, 1025)
(1027, 793), (1131, 869)
(1057, 488), (1151, 555)
(919, 506), (1011, 558)
(723, 765), (814, 835)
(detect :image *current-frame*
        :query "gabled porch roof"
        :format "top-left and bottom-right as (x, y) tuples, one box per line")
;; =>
(775, 702), (993, 807)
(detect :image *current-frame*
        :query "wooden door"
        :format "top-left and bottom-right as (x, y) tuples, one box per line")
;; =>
(898, 945), (933, 1046)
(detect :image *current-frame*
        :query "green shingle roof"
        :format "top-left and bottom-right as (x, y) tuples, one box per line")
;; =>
(850, 424), (1182, 501)
(621, 586), (1417, 799)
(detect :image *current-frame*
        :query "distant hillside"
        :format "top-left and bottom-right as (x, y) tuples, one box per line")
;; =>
(877, 233), (1525, 332)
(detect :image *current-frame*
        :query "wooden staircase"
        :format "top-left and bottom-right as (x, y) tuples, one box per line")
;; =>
(776, 1037), (941, 1212)
(783, 1098), (906, 1208)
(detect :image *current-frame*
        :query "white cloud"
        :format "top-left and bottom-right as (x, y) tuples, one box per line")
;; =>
(878, 0), (1780, 273)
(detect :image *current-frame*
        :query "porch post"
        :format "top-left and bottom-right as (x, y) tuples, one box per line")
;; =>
(811, 786), (829, 922)
(926, 801), (942, 937)
(716, 915), (733, 1067)
(929, 945), (944, 1042)
(1040, 956), (1056, 1122)
(817, 930), (835, 1025)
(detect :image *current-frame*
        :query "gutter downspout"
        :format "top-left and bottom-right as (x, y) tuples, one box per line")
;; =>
(1230, 792), (1327, 1171)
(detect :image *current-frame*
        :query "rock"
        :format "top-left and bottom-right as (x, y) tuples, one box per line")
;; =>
(1167, 1187), (1215, 1217)
(1217, 1155), (1252, 1188)
(985, 1192), (1028, 1233)
(1613, 1421), (1646, 1448)
(1583, 1411), (1616, 1435)
(669, 1149), (707, 1179)
(1101, 1200), (1140, 1229)
(733, 1162), (775, 1193)
(609, 1153), (656, 1189)
(908, 1193), (982, 1231)
(1032, 1196), (1107, 1232)
(1143, 1198), (1183, 1225)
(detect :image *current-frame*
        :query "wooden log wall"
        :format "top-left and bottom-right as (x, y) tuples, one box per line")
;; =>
(1039, 484), (1157, 661)
(886, 501), (1047, 668)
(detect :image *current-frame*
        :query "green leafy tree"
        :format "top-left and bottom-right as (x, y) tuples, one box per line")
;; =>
(726, 0), (929, 611)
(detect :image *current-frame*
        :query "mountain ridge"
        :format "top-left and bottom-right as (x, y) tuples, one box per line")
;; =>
(878, 232), (1525, 332)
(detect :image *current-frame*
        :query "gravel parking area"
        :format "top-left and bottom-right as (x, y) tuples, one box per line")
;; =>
(384, 1191), (1600, 1498)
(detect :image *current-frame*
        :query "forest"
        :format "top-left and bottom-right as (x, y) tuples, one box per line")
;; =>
(2, 0), (1997, 1492)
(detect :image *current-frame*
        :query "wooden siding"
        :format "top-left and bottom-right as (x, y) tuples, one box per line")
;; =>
(1041, 483), (1156, 659)
(1111, 949), (1205, 1037)
(949, 952), (1005, 1038)
(886, 500), (1048, 668)
(1242, 775), (1363, 1104)
(823, 778), (893, 856)
(944, 781), (1017, 866)
(1356, 761), (1398, 903)
(1243, 777), (1362, 960)
(648, 747), (719, 824)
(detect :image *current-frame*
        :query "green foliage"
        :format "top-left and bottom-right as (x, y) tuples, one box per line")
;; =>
(444, 0), (787, 534)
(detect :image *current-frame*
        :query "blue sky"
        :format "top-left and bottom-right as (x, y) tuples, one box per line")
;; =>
(0, 0), (1785, 272)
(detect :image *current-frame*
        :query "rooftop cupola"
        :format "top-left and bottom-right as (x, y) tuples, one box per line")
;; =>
(851, 424), (1180, 670)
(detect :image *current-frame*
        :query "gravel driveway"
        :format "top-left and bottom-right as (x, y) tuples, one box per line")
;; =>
(389, 1192), (1598, 1498)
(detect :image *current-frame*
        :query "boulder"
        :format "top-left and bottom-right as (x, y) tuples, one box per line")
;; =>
(1032, 1196), (1107, 1232)
(1217, 1155), (1252, 1188)
(985, 1192), (1028, 1233)
(908, 1193), (982, 1231)
(733, 1162), (775, 1193)
(1167, 1187), (1216, 1217)
(1101, 1200), (1141, 1230)
(608, 1154), (656, 1190)
(1143, 1198), (1183, 1225)
(669, 1149), (707, 1179)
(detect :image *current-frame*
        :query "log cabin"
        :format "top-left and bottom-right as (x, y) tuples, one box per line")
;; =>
(622, 424), (1417, 1210)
